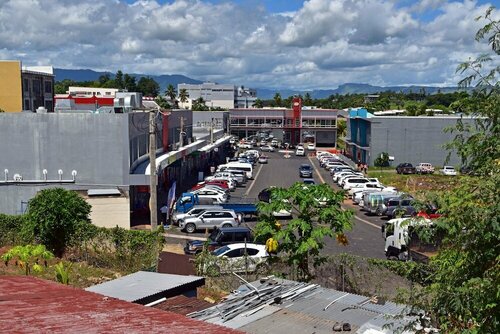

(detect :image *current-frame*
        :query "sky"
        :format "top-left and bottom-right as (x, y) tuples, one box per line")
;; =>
(0, 0), (497, 90)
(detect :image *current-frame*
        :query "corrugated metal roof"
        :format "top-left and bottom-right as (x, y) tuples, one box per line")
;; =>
(153, 295), (212, 316)
(190, 278), (407, 334)
(85, 271), (204, 303)
(0, 275), (242, 334)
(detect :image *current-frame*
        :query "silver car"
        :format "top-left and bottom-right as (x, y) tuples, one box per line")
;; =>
(180, 209), (240, 233)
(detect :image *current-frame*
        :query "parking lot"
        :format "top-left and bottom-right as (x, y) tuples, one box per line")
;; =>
(167, 149), (388, 259)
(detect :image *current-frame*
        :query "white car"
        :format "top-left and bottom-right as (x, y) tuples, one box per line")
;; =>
(260, 145), (275, 152)
(440, 166), (457, 176)
(295, 147), (305, 156)
(210, 243), (269, 273)
(238, 142), (252, 149)
(190, 188), (228, 204)
(307, 143), (316, 151)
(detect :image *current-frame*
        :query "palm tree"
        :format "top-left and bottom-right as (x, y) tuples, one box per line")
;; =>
(179, 88), (189, 105)
(165, 84), (177, 101)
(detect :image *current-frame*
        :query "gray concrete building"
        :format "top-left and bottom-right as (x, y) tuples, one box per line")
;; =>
(0, 110), (232, 228)
(345, 108), (477, 167)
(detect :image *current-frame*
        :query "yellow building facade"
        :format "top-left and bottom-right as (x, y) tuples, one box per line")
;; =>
(0, 61), (23, 112)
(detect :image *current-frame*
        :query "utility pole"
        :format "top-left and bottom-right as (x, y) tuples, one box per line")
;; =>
(179, 116), (185, 148)
(210, 117), (214, 144)
(149, 109), (158, 231)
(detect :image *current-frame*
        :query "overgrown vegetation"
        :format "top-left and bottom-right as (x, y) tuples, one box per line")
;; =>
(0, 188), (165, 286)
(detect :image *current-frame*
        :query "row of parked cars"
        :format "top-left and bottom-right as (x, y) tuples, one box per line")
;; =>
(180, 149), (270, 272)
(396, 162), (458, 176)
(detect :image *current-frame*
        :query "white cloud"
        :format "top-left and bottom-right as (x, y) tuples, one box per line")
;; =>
(0, 0), (496, 90)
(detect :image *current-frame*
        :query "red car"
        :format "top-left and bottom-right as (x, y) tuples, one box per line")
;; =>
(190, 181), (229, 193)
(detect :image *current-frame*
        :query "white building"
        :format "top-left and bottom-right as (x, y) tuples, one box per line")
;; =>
(178, 82), (257, 109)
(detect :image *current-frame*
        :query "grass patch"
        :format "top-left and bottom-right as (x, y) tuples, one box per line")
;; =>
(368, 172), (463, 197)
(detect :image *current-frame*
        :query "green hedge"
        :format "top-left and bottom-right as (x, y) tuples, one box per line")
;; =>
(0, 214), (31, 246)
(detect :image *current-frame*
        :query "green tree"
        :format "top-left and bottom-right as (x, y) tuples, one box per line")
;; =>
(179, 88), (189, 104)
(273, 92), (282, 107)
(136, 77), (160, 97)
(155, 95), (171, 109)
(2, 244), (54, 275)
(254, 183), (353, 281)
(24, 188), (91, 257)
(115, 70), (124, 89)
(192, 97), (207, 111)
(303, 92), (313, 106)
(374, 152), (389, 167)
(98, 74), (111, 85)
(123, 73), (137, 92)
(165, 84), (177, 101)
(404, 102), (419, 116)
(398, 8), (500, 333)
(253, 98), (263, 108)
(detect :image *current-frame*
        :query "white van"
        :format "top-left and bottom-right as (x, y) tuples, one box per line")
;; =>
(295, 147), (305, 156)
(224, 162), (253, 179)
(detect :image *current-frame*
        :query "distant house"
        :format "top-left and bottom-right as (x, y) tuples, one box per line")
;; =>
(364, 94), (380, 104)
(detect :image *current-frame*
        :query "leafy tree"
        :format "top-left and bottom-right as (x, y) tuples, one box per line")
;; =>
(396, 7), (500, 333)
(374, 152), (390, 167)
(98, 74), (111, 85)
(303, 92), (313, 106)
(192, 97), (207, 111)
(165, 84), (177, 101)
(404, 102), (419, 116)
(136, 77), (160, 97)
(155, 96), (171, 109)
(179, 88), (189, 104)
(273, 92), (282, 107)
(123, 73), (137, 92)
(24, 188), (91, 257)
(2, 244), (54, 275)
(254, 183), (353, 281)
(115, 70), (124, 89)
(253, 98), (263, 108)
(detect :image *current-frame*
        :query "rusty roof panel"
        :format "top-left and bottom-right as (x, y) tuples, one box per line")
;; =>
(0, 275), (241, 334)
(153, 295), (212, 316)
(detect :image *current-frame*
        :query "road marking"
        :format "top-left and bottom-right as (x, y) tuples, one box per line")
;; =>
(308, 156), (326, 184)
(352, 214), (381, 229)
(245, 163), (264, 196)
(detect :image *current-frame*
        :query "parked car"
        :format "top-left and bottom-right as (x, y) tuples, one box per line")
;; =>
(295, 147), (305, 156)
(299, 164), (313, 178)
(343, 177), (371, 190)
(415, 163), (435, 174)
(303, 178), (316, 185)
(260, 145), (275, 152)
(379, 197), (416, 219)
(440, 166), (457, 176)
(209, 243), (268, 273)
(179, 209), (240, 233)
(173, 205), (223, 225)
(184, 226), (252, 255)
(258, 155), (269, 164)
(190, 188), (228, 204)
(396, 163), (416, 174)
(307, 143), (316, 151)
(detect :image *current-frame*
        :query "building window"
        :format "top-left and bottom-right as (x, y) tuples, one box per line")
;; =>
(44, 81), (52, 94)
(23, 79), (29, 93)
(32, 79), (41, 95)
(44, 100), (53, 112)
(24, 99), (30, 110)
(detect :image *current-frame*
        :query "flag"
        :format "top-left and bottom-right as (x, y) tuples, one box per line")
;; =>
(166, 181), (177, 220)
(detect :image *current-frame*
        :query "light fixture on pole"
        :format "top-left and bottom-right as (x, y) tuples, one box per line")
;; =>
(58, 169), (63, 181)
(42, 169), (48, 181)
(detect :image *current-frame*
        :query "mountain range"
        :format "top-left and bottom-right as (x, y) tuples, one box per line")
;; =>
(54, 68), (465, 99)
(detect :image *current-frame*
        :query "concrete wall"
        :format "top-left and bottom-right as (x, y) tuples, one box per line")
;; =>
(0, 61), (22, 112)
(368, 116), (475, 167)
(0, 113), (131, 214)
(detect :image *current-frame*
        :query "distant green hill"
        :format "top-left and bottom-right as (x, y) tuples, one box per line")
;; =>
(54, 68), (202, 92)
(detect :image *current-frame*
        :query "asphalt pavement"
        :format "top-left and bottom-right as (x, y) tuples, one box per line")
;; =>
(167, 149), (388, 259)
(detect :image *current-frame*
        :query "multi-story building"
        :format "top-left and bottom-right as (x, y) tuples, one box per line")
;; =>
(178, 82), (257, 109)
(229, 98), (338, 146)
(0, 61), (54, 112)
(345, 108), (478, 166)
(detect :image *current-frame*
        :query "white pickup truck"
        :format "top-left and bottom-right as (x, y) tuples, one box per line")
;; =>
(415, 163), (435, 174)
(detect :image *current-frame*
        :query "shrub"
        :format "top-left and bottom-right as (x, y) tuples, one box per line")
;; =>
(24, 188), (91, 257)
(374, 152), (390, 167)
(0, 214), (30, 246)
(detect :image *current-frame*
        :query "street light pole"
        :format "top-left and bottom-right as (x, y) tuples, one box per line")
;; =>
(149, 109), (158, 230)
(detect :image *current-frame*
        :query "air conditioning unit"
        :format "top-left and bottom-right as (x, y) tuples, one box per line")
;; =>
(13, 174), (23, 181)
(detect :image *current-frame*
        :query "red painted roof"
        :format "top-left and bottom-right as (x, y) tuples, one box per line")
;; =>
(0, 276), (241, 334)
